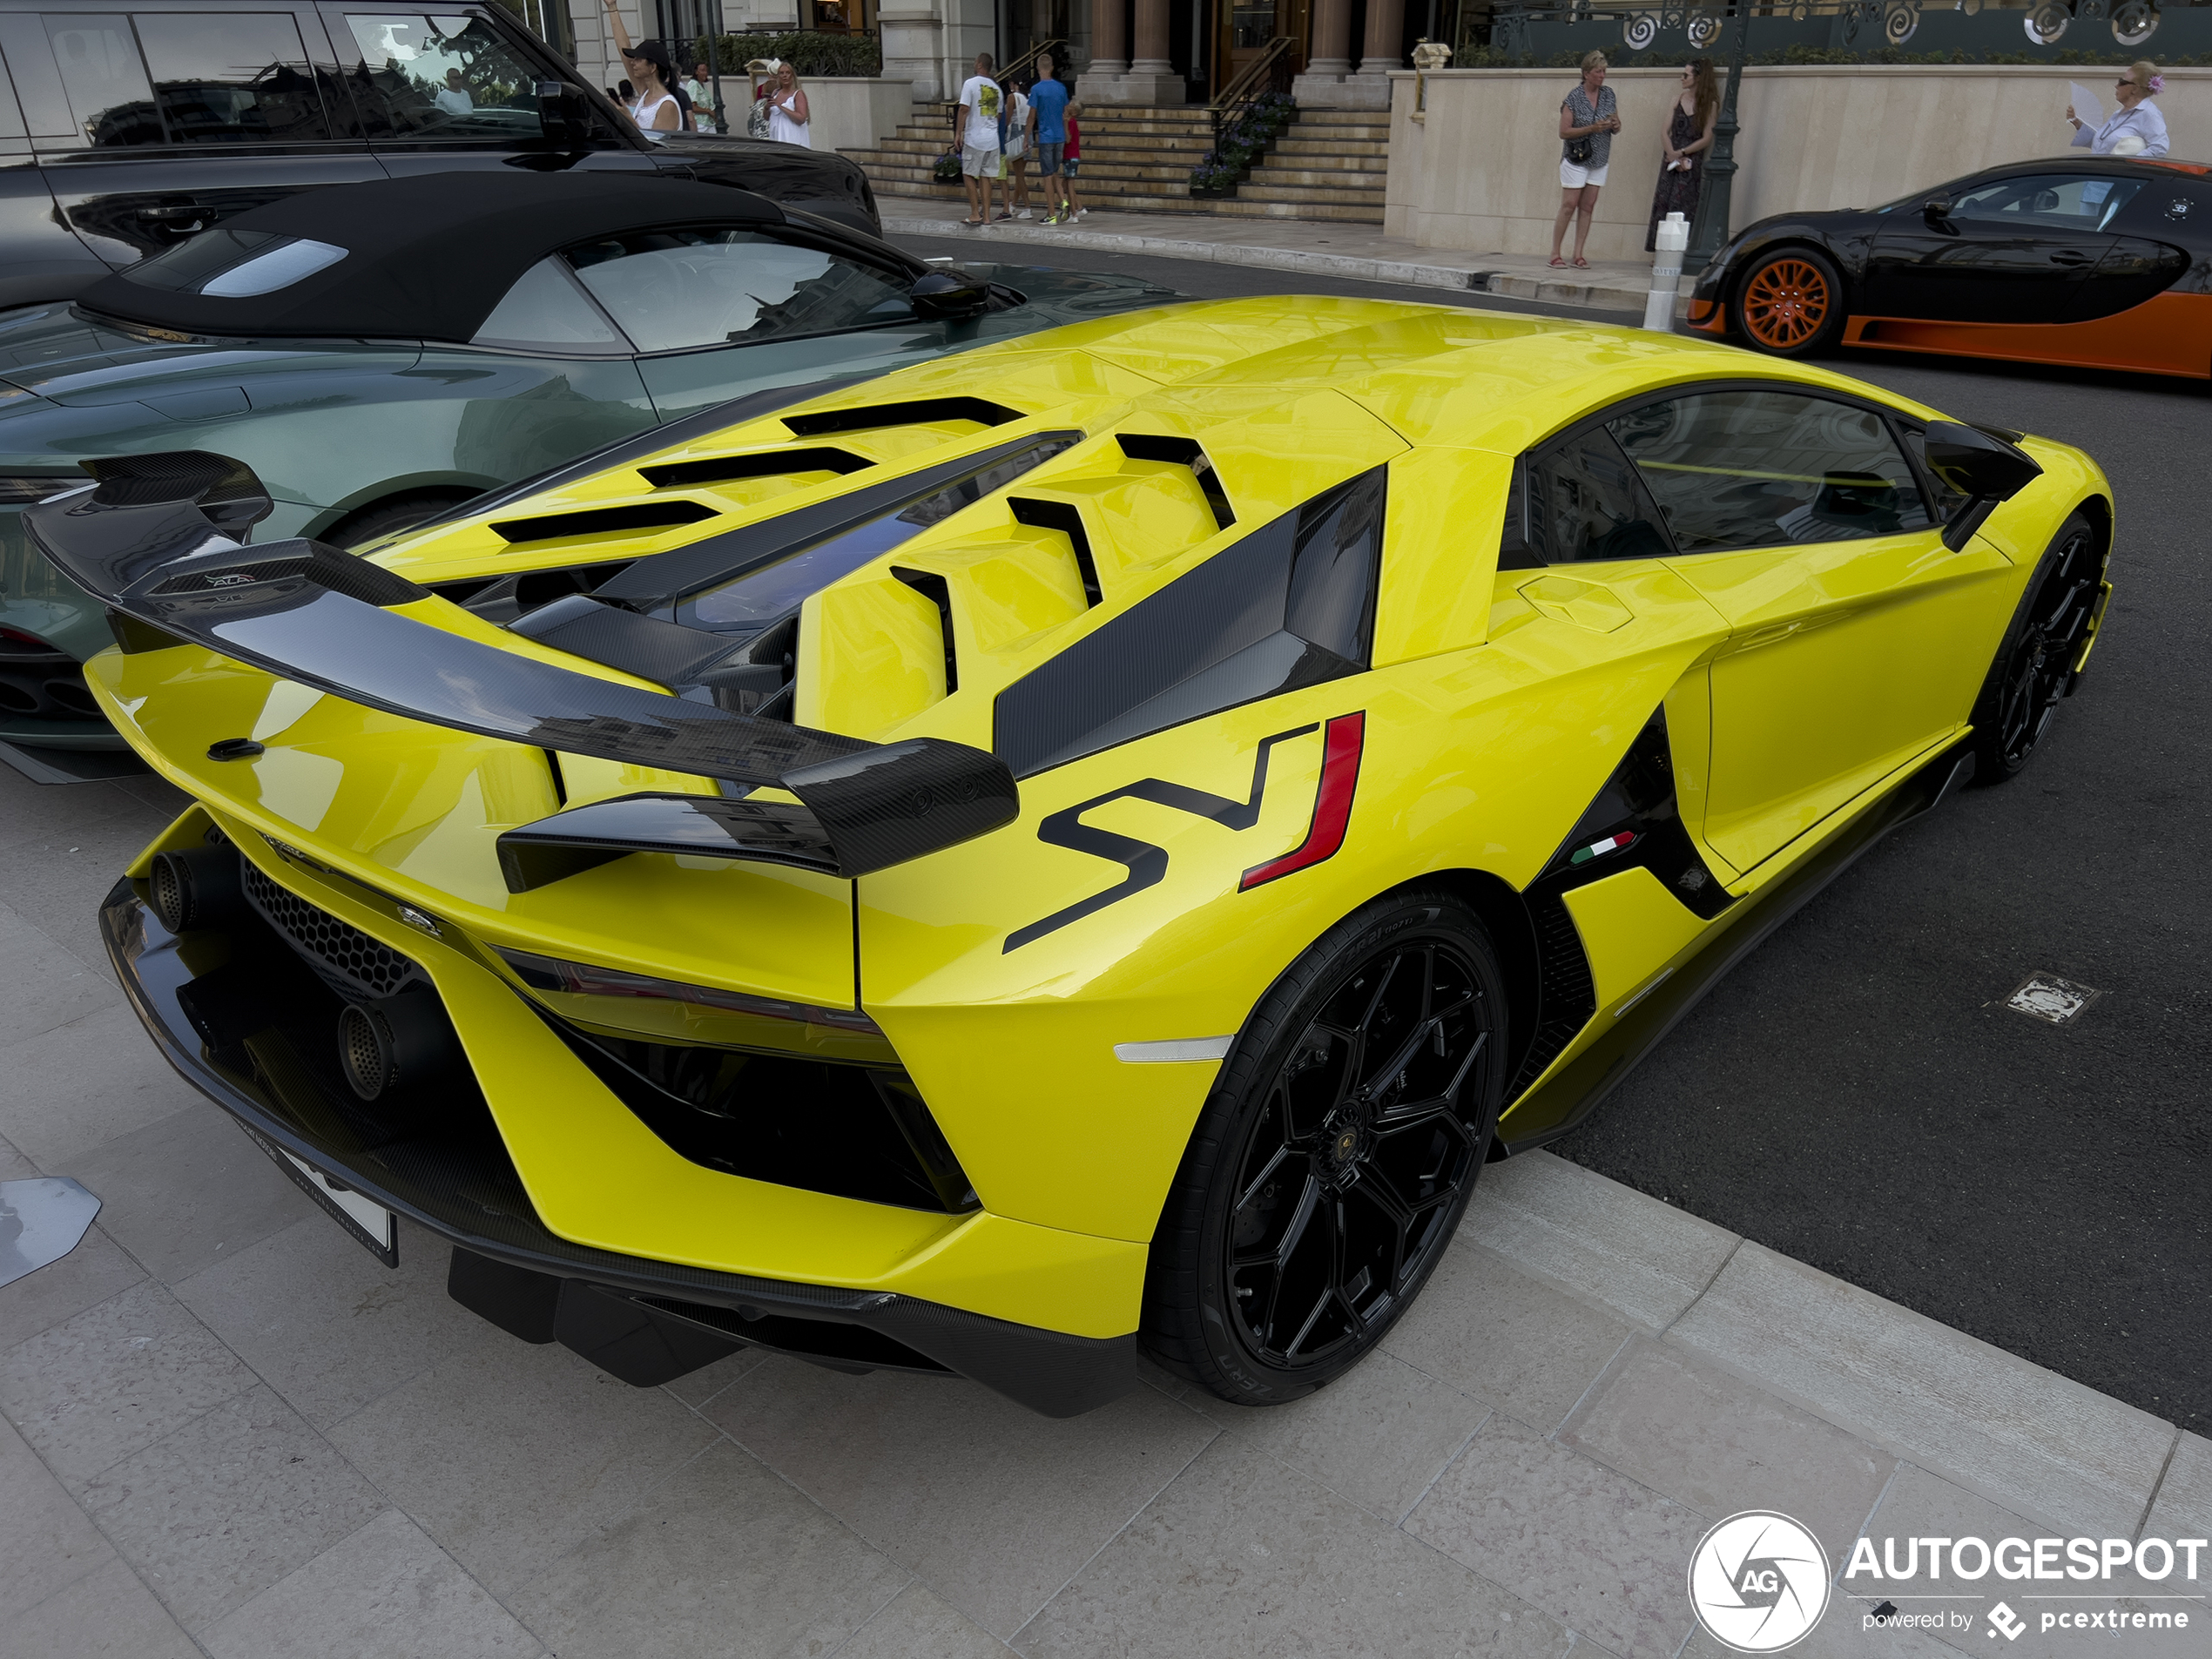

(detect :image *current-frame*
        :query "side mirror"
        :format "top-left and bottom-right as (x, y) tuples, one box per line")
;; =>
(535, 80), (595, 147)
(908, 267), (993, 322)
(1924, 421), (2042, 550)
(1921, 197), (1952, 226)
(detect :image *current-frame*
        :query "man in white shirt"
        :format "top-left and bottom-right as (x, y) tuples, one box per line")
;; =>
(954, 52), (1001, 226)
(433, 69), (473, 118)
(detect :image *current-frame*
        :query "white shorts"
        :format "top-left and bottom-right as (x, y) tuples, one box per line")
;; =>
(1560, 158), (1610, 189)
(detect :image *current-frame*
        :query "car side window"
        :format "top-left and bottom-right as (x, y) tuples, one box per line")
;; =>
(339, 13), (544, 141)
(1608, 388), (1934, 555)
(1521, 426), (1674, 564)
(470, 257), (628, 353)
(565, 232), (915, 355)
(46, 14), (160, 145)
(1951, 173), (2143, 233)
(132, 12), (333, 143)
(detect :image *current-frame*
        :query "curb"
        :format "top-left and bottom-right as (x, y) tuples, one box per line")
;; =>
(881, 212), (1678, 316)
(1467, 1151), (2201, 1541)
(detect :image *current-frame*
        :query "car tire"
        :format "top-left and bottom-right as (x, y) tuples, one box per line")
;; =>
(323, 491), (479, 552)
(1968, 509), (2104, 786)
(1733, 246), (1846, 358)
(1140, 889), (1508, 1406)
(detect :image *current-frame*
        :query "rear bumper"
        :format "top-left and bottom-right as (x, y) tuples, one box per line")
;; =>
(101, 876), (1135, 1416)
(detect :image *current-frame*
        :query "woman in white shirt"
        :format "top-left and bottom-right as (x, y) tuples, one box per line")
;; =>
(2067, 61), (2169, 158)
(597, 0), (681, 134)
(767, 62), (811, 147)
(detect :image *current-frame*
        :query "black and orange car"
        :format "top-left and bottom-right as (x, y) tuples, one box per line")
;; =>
(1688, 156), (2212, 378)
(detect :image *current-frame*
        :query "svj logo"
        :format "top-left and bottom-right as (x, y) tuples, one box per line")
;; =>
(1689, 1512), (1832, 1652)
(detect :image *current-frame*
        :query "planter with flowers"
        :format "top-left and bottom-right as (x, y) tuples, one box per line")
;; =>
(1188, 91), (1296, 199)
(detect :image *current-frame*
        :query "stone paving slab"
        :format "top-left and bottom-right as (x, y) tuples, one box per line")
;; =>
(881, 196), (1680, 315)
(0, 750), (2201, 1656)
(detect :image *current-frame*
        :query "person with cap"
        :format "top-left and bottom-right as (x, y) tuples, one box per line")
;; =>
(597, 0), (682, 132)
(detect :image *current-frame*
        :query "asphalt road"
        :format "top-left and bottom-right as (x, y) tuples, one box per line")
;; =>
(896, 232), (2212, 1428)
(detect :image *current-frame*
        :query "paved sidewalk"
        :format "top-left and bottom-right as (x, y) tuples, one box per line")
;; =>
(883, 195), (1670, 314)
(0, 759), (2205, 1658)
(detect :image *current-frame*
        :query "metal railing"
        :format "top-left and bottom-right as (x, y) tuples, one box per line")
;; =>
(1000, 36), (1070, 90)
(1208, 33), (1296, 144)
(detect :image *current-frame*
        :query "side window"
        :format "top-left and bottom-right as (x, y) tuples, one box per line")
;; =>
(1951, 173), (2143, 232)
(1608, 389), (1933, 554)
(566, 232), (914, 355)
(339, 13), (543, 140)
(469, 257), (627, 353)
(46, 14), (160, 146)
(133, 12), (332, 143)
(1524, 427), (1673, 563)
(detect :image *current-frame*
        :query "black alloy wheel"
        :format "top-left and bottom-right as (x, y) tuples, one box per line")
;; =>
(1971, 509), (2105, 784)
(1143, 892), (1507, 1406)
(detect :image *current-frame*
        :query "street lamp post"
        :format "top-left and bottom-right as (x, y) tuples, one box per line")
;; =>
(1684, 0), (1752, 273)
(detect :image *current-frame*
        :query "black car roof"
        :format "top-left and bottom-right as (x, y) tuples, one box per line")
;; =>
(76, 172), (789, 344)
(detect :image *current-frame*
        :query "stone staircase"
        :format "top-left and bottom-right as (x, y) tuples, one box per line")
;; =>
(841, 101), (1386, 226)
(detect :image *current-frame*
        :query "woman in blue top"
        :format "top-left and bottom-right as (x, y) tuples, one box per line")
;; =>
(1552, 52), (1622, 269)
(2067, 61), (2169, 158)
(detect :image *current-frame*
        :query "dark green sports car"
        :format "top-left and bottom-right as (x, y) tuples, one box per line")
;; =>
(0, 171), (1177, 755)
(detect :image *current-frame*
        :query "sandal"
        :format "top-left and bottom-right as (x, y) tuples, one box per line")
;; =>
(1572, 256), (1591, 268)
(961, 216), (984, 227)
(1548, 255), (1567, 267)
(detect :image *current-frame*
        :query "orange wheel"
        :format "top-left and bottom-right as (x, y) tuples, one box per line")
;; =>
(1736, 249), (1843, 357)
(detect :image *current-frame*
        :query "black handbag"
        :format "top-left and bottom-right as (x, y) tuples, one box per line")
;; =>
(1566, 134), (1594, 165)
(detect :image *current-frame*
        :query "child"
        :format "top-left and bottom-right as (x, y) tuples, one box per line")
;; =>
(1061, 105), (1086, 220)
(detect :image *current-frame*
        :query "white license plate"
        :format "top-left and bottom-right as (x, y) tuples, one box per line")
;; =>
(251, 1131), (397, 1266)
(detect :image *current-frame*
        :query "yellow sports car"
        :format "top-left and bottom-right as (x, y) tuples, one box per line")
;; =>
(30, 299), (2112, 1416)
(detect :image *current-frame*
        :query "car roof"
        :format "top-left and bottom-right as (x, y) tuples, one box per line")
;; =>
(74, 172), (790, 345)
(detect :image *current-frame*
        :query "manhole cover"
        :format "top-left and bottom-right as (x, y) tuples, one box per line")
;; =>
(2004, 974), (2101, 1026)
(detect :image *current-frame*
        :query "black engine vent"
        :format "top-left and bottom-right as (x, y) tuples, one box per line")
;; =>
(1116, 435), (1235, 529)
(491, 500), (718, 545)
(783, 396), (1020, 437)
(638, 447), (873, 489)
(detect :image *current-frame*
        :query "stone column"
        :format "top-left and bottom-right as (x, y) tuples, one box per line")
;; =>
(1305, 0), (1352, 75)
(1290, 0), (1352, 105)
(1120, 0), (1185, 103)
(1089, 0), (1126, 76)
(1356, 0), (1402, 75)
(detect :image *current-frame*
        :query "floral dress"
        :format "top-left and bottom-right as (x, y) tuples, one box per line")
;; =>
(1647, 102), (1704, 251)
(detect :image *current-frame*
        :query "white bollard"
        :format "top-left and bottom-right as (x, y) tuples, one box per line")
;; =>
(1644, 211), (1689, 334)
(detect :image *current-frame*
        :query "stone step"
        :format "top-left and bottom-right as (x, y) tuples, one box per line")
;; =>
(1271, 138), (1390, 158)
(1071, 163), (1207, 183)
(1227, 181), (1387, 206)
(1244, 165), (1388, 189)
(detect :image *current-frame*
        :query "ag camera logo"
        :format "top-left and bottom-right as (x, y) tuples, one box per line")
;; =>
(1689, 1511), (1831, 1652)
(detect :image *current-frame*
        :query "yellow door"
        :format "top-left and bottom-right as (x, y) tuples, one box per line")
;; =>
(1606, 387), (2015, 874)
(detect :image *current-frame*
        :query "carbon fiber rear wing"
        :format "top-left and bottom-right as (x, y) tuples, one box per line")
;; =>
(27, 450), (1017, 888)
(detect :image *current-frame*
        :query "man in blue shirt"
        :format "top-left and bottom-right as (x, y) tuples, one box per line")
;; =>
(1028, 55), (1072, 225)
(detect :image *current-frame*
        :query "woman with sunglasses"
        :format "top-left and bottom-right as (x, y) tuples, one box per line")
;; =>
(2067, 61), (2168, 158)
